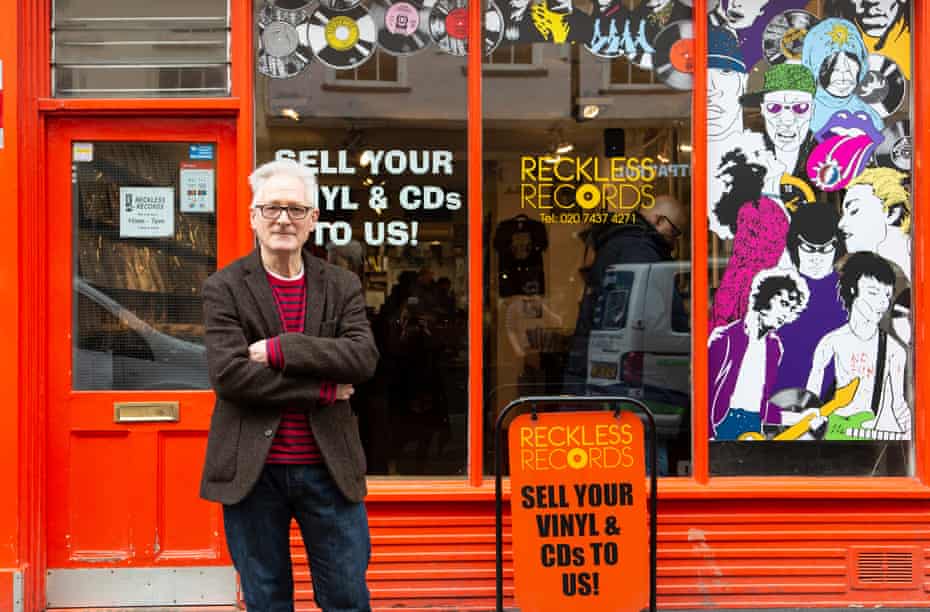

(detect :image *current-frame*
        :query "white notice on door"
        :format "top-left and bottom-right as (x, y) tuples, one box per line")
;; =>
(119, 187), (175, 238)
(179, 162), (215, 213)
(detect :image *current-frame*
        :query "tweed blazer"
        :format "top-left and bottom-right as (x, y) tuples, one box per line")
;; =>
(200, 249), (378, 505)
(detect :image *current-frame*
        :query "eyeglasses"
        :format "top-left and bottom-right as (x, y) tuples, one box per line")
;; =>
(658, 215), (683, 239)
(253, 203), (312, 220)
(764, 102), (811, 115)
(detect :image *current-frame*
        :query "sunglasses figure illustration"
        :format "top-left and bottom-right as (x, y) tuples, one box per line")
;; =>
(773, 205), (848, 397)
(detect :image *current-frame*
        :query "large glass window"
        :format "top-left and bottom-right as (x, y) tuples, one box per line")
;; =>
(52, 0), (231, 98)
(706, 0), (914, 475)
(253, 0), (469, 477)
(482, 0), (695, 476)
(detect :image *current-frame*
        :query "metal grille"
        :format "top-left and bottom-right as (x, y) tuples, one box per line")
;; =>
(72, 142), (217, 390)
(52, 1), (230, 97)
(853, 549), (916, 589)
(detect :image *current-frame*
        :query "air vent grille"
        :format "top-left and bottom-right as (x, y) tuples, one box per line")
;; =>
(852, 549), (916, 590)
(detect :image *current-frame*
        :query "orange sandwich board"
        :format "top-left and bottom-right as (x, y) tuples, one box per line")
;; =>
(508, 410), (649, 612)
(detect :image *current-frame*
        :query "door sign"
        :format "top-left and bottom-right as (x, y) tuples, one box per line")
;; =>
(180, 162), (215, 213)
(508, 410), (649, 612)
(119, 187), (175, 238)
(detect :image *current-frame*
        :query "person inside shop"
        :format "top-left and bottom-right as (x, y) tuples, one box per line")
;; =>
(565, 194), (689, 386)
(199, 159), (379, 611)
(563, 195), (689, 471)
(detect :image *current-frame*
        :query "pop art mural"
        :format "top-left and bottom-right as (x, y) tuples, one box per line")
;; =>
(707, 1), (913, 445)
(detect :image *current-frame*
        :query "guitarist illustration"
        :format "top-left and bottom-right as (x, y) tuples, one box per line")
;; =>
(806, 252), (911, 441)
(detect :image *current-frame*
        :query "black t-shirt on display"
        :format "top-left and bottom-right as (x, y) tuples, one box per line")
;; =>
(493, 215), (548, 297)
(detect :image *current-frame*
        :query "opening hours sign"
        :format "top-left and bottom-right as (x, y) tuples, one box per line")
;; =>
(508, 410), (649, 612)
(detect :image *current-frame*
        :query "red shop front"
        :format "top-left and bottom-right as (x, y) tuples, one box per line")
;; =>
(0, 0), (928, 609)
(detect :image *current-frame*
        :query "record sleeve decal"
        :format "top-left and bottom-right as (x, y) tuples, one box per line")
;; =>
(257, 2), (314, 79)
(857, 54), (906, 118)
(318, 0), (364, 10)
(762, 10), (817, 65)
(583, 3), (631, 60)
(653, 20), (694, 91)
(307, 4), (377, 69)
(371, 0), (433, 56)
(877, 120), (911, 172)
(429, 0), (503, 56)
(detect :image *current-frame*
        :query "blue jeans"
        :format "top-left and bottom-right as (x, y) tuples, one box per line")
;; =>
(714, 408), (762, 441)
(223, 463), (371, 612)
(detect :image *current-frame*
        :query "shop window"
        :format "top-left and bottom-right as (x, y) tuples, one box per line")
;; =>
(606, 55), (661, 88)
(73, 142), (216, 390)
(483, 0), (694, 477)
(254, 0), (469, 477)
(483, 44), (546, 76)
(328, 50), (407, 88)
(52, 0), (230, 98)
(706, 1), (914, 475)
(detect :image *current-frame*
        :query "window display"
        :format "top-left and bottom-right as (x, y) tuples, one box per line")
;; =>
(706, 1), (914, 475)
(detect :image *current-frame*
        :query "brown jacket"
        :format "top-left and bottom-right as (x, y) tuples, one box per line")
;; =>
(200, 249), (378, 505)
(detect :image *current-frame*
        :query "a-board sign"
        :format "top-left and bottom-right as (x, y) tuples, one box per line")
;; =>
(508, 410), (648, 612)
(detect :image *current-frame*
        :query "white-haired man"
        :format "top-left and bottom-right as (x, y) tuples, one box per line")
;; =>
(200, 159), (379, 610)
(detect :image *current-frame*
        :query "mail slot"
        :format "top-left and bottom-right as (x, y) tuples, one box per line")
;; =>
(113, 401), (180, 423)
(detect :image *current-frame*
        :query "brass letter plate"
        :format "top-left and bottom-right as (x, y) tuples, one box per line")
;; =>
(114, 401), (180, 423)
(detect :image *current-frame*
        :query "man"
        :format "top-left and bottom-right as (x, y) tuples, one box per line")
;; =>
(201, 159), (379, 610)
(707, 26), (751, 239)
(564, 195), (689, 392)
(707, 27), (747, 149)
(774, 205), (848, 396)
(807, 251), (910, 439)
(839, 167), (911, 279)
(827, 0), (910, 78)
(710, 268), (809, 440)
(740, 63), (818, 207)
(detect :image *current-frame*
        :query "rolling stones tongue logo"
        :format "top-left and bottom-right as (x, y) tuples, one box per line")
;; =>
(807, 110), (883, 192)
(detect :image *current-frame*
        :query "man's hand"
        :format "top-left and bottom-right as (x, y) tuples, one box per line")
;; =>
(249, 340), (269, 366)
(335, 384), (355, 401)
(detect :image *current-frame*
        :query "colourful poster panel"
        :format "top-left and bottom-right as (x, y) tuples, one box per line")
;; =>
(706, 1), (913, 445)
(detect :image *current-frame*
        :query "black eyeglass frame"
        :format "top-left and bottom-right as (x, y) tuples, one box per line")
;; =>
(253, 204), (313, 220)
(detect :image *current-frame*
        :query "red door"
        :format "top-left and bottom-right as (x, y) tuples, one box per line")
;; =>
(46, 118), (239, 607)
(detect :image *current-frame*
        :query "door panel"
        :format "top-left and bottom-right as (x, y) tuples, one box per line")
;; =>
(46, 118), (238, 605)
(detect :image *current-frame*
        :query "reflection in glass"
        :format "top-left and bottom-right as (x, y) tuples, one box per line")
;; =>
(253, 0), (469, 476)
(73, 142), (216, 390)
(482, 0), (694, 476)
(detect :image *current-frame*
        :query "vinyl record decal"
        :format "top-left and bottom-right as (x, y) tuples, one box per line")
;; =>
(857, 54), (906, 118)
(429, 0), (503, 56)
(653, 20), (694, 91)
(272, 0), (312, 8)
(876, 120), (912, 172)
(259, 0), (312, 27)
(371, 0), (433, 56)
(762, 10), (817, 65)
(318, 0), (364, 10)
(257, 3), (314, 79)
(307, 4), (377, 69)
